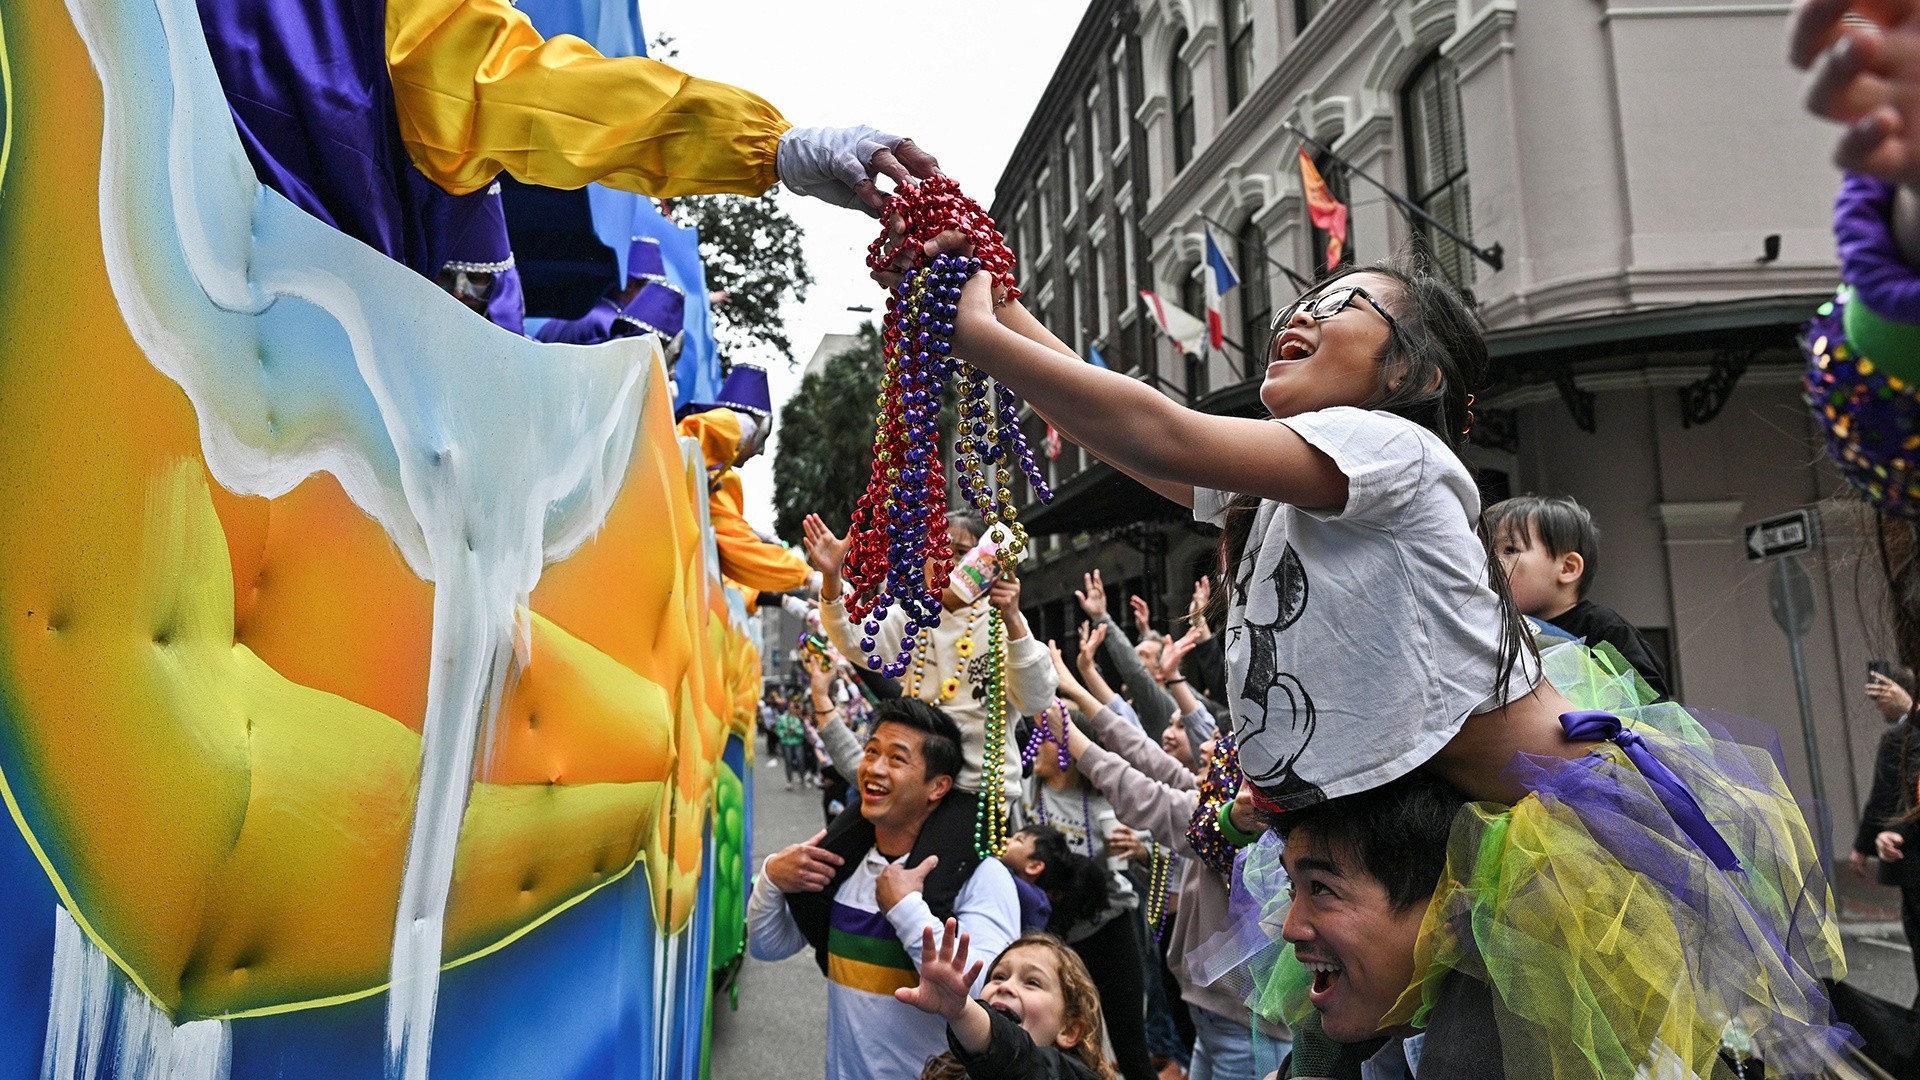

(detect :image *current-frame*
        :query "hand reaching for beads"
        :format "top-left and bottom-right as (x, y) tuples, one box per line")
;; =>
(802, 514), (851, 595)
(1075, 619), (1108, 675)
(894, 918), (984, 1024)
(1187, 577), (1214, 639)
(1107, 823), (1149, 864)
(1792, 0), (1920, 187)
(1075, 569), (1110, 620)
(1130, 593), (1154, 637)
(1158, 625), (1205, 684)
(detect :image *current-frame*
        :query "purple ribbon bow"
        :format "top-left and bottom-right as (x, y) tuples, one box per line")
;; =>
(1559, 710), (1742, 873)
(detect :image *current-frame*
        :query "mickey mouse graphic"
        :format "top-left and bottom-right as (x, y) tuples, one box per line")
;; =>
(1232, 543), (1326, 808)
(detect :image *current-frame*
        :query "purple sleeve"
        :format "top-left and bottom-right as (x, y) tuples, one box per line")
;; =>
(1837, 172), (1920, 323)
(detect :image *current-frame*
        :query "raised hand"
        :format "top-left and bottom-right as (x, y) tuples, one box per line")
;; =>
(764, 830), (845, 893)
(876, 854), (938, 912)
(1106, 823), (1147, 864)
(1130, 593), (1153, 636)
(1076, 619), (1108, 675)
(802, 514), (852, 590)
(1791, 0), (1920, 186)
(1188, 577), (1214, 638)
(894, 918), (983, 1023)
(1074, 569), (1109, 620)
(1160, 625), (1205, 683)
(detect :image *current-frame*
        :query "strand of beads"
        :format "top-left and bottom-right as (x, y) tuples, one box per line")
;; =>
(974, 611), (1010, 859)
(1185, 730), (1244, 875)
(952, 367), (1053, 564)
(1146, 843), (1178, 943)
(840, 254), (974, 675)
(865, 175), (1019, 302)
(1019, 699), (1073, 772)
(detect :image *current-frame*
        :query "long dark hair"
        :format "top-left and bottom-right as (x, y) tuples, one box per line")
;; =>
(1208, 257), (1532, 713)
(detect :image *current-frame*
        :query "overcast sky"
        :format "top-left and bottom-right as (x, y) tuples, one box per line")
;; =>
(644, 0), (1092, 529)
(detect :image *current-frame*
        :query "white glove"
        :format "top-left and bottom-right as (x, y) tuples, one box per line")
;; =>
(776, 125), (905, 210)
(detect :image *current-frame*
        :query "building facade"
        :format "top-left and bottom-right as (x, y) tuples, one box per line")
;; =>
(990, 0), (1893, 864)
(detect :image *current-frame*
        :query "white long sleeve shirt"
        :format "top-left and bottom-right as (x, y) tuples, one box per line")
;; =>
(747, 849), (1021, 1080)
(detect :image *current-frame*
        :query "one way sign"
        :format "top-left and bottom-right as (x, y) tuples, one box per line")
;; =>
(1744, 509), (1818, 562)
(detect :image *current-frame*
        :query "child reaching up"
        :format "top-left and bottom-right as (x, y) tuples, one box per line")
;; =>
(900, 920), (1115, 1080)
(929, 252), (1847, 1074)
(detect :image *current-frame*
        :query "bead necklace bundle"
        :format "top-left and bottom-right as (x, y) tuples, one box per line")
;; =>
(975, 613), (1010, 858)
(1186, 730), (1244, 876)
(1146, 842), (1178, 943)
(841, 177), (1052, 678)
(1020, 699), (1074, 773)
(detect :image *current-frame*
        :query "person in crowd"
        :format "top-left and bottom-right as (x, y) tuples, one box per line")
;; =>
(1482, 494), (1669, 696)
(802, 510), (1058, 917)
(534, 235), (686, 349)
(1049, 645), (1289, 1079)
(1075, 621), (1215, 773)
(1013, 718), (1157, 1080)
(994, 827), (1059, 935)
(679, 365), (821, 598)
(1074, 571), (1180, 740)
(1179, 577), (1229, 707)
(922, 240), (1844, 1072)
(748, 699), (1020, 1080)
(776, 704), (809, 791)
(902, 922), (1117, 1080)
(1854, 663), (1920, 1008)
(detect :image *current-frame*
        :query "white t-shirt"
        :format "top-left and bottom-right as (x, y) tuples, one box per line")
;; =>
(1194, 407), (1538, 809)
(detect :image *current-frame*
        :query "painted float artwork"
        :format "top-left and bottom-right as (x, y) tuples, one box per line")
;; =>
(0, 0), (759, 1076)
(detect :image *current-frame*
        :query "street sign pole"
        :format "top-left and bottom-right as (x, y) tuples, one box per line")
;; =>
(1769, 552), (1830, 873)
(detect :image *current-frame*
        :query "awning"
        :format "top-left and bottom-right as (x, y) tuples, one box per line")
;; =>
(1019, 461), (1189, 535)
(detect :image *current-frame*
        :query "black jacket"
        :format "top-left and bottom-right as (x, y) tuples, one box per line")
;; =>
(1858, 720), (1920, 888)
(1547, 600), (1670, 698)
(944, 1004), (1101, 1080)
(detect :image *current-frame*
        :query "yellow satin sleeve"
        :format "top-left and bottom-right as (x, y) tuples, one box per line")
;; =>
(386, 0), (790, 197)
(710, 473), (813, 592)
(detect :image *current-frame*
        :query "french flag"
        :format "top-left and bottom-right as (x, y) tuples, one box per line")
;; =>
(1202, 227), (1240, 355)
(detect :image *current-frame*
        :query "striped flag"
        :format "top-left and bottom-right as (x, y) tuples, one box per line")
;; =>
(1045, 424), (1063, 460)
(1202, 227), (1240, 355)
(1300, 149), (1349, 273)
(1139, 290), (1207, 356)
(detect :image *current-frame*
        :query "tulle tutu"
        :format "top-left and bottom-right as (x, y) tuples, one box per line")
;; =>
(1193, 641), (1859, 1078)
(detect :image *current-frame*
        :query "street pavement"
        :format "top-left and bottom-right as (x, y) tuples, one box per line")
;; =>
(710, 752), (835, 1077)
(1840, 922), (1917, 1009)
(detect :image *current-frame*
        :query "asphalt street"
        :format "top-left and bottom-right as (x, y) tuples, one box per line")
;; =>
(710, 753), (835, 1078)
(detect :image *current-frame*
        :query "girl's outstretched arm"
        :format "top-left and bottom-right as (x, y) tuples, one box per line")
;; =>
(991, 300), (1198, 509)
(952, 276), (1347, 510)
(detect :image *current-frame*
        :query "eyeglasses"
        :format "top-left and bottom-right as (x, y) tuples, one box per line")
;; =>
(1270, 284), (1399, 335)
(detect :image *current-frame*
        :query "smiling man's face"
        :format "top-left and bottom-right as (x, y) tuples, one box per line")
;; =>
(1279, 830), (1430, 1042)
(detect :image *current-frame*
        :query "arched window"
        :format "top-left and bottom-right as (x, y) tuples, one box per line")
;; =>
(1223, 0), (1255, 111)
(1235, 220), (1271, 382)
(1402, 54), (1475, 287)
(1170, 30), (1195, 173)
(1179, 272), (1208, 400)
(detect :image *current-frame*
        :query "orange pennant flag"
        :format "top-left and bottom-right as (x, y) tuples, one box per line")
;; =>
(1299, 149), (1349, 273)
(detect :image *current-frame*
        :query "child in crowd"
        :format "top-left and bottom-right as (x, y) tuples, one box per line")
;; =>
(901, 921), (1116, 1080)
(1482, 494), (1669, 696)
(926, 248), (1845, 1074)
(998, 825), (1103, 935)
(1012, 728), (1156, 1080)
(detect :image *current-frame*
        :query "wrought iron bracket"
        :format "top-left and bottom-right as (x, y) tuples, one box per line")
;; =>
(1553, 364), (1596, 434)
(1678, 346), (1758, 428)
(1468, 407), (1519, 454)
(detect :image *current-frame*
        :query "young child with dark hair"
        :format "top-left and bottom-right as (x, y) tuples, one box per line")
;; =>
(1482, 494), (1669, 696)
(901, 922), (1116, 1080)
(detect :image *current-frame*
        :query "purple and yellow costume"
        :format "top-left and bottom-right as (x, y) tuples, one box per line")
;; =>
(194, 0), (787, 277)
